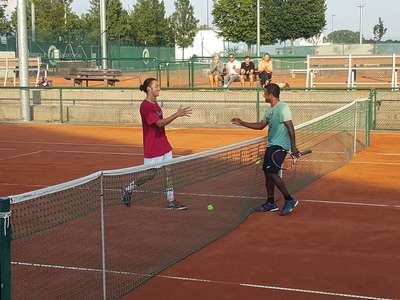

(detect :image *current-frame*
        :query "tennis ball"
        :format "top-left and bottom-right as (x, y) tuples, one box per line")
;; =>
(207, 203), (214, 211)
(255, 159), (261, 165)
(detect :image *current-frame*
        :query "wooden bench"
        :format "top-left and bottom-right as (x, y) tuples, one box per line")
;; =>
(0, 57), (42, 86)
(65, 68), (122, 87)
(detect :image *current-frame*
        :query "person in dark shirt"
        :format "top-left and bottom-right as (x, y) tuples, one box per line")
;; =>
(240, 56), (255, 87)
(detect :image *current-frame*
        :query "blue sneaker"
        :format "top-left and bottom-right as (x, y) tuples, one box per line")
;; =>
(280, 199), (299, 216)
(255, 201), (279, 212)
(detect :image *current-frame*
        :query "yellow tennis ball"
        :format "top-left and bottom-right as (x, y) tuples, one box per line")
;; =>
(207, 204), (214, 211)
(255, 159), (261, 165)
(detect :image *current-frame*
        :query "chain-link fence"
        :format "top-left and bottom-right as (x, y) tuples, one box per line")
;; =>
(373, 89), (400, 130)
(0, 87), (377, 129)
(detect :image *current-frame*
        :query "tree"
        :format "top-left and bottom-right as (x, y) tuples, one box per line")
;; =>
(0, 0), (12, 36)
(373, 17), (387, 42)
(271, 0), (326, 43)
(171, 0), (198, 59)
(83, 0), (130, 44)
(212, 0), (326, 50)
(129, 0), (173, 47)
(327, 30), (360, 44)
(10, 0), (82, 43)
(213, 0), (275, 48)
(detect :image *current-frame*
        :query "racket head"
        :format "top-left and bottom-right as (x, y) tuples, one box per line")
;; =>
(271, 149), (293, 170)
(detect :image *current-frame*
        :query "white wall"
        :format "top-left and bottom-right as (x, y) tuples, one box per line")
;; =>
(175, 29), (224, 60)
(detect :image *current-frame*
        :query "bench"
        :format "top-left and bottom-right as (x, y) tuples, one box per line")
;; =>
(0, 57), (42, 86)
(65, 68), (122, 87)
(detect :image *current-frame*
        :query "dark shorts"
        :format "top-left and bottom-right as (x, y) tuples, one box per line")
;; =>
(259, 72), (272, 86)
(262, 145), (287, 174)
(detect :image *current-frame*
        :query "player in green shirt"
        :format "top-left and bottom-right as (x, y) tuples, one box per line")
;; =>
(231, 83), (299, 216)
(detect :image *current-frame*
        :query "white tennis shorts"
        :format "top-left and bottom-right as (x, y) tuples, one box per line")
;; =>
(144, 151), (173, 166)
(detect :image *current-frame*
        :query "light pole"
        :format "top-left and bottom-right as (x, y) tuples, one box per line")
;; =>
(100, 0), (107, 69)
(331, 14), (335, 33)
(31, 2), (35, 42)
(206, 0), (209, 28)
(357, 0), (366, 44)
(257, 0), (260, 57)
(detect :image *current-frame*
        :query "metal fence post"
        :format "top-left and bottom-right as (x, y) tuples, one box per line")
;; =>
(369, 88), (377, 130)
(190, 58), (195, 89)
(256, 89), (260, 122)
(59, 88), (64, 123)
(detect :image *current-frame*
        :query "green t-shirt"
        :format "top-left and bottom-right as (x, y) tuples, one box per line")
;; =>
(264, 101), (292, 150)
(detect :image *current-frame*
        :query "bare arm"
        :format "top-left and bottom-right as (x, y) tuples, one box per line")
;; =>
(231, 118), (267, 130)
(284, 120), (299, 155)
(156, 106), (192, 128)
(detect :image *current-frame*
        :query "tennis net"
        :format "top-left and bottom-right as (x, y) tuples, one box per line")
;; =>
(1, 98), (371, 299)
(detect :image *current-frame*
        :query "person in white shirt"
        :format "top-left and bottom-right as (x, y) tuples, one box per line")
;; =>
(223, 53), (241, 88)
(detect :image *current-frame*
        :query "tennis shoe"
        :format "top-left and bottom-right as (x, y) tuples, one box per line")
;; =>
(255, 201), (279, 212)
(121, 181), (136, 207)
(280, 199), (299, 216)
(167, 201), (188, 210)
(121, 189), (132, 207)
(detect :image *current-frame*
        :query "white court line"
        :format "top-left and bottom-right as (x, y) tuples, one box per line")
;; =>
(0, 150), (43, 161)
(0, 139), (208, 151)
(0, 140), (141, 148)
(11, 262), (391, 300)
(0, 182), (47, 188)
(47, 150), (144, 156)
(350, 161), (400, 166)
(174, 192), (400, 209)
(377, 153), (400, 156)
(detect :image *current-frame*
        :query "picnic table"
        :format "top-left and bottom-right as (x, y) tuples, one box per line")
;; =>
(65, 68), (122, 87)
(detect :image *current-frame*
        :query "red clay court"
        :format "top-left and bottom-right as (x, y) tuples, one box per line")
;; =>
(1, 123), (399, 300)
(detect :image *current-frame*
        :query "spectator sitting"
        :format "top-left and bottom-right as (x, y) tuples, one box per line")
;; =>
(240, 56), (255, 87)
(223, 53), (241, 88)
(258, 53), (273, 87)
(208, 54), (224, 88)
(36, 76), (52, 87)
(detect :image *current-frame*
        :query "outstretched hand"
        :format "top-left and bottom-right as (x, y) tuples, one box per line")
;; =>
(291, 146), (300, 158)
(176, 106), (192, 118)
(231, 117), (242, 126)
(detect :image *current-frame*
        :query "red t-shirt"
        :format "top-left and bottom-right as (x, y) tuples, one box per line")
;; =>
(140, 100), (172, 158)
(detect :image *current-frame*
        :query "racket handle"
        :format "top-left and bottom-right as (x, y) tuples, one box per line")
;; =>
(301, 149), (312, 155)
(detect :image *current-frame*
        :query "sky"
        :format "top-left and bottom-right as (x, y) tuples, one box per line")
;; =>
(6, 0), (400, 40)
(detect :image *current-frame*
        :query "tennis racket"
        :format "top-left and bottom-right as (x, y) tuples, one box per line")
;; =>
(272, 149), (312, 171)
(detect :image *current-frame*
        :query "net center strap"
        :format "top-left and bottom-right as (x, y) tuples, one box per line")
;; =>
(0, 211), (11, 236)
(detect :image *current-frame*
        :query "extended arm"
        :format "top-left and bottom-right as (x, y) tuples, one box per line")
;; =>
(231, 118), (267, 130)
(156, 107), (192, 128)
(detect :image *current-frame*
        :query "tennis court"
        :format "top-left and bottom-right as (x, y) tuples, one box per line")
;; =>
(1, 100), (400, 300)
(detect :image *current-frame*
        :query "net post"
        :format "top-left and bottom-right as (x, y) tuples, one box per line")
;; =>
(59, 88), (64, 123)
(0, 197), (11, 300)
(99, 173), (107, 300)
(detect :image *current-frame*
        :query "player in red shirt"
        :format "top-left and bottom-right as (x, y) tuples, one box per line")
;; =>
(122, 78), (192, 210)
